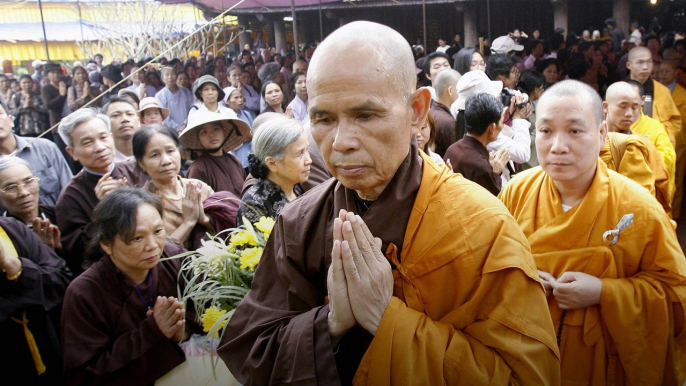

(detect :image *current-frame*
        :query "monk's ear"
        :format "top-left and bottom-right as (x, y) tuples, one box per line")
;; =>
(599, 120), (608, 145)
(410, 87), (431, 136)
(602, 101), (609, 117)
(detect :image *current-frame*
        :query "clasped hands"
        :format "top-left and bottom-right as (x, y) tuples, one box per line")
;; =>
(153, 296), (186, 343)
(538, 270), (602, 310)
(327, 210), (393, 346)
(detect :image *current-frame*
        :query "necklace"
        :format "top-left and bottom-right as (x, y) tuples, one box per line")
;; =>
(133, 271), (154, 317)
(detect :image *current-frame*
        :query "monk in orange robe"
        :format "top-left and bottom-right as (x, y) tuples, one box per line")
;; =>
(500, 80), (686, 385)
(219, 21), (560, 385)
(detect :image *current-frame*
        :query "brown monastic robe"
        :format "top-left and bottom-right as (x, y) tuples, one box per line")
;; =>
(55, 161), (147, 275)
(61, 242), (193, 386)
(219, 144), (560, 385)
(186, 152), (245, 197)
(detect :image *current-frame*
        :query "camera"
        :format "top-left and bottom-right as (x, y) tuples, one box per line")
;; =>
(500, 88), (529, 110)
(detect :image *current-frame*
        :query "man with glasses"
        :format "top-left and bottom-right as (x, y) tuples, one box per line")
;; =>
(0, 100), (72, 206)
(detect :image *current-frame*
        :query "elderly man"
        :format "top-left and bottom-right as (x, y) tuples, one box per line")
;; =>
(500, 80), (686, 385)
(55, 108), (144, 275)
(626, 46), (682, 148)
(0, 99), (72, 205)
(219, 21), (559, 385)
(102, 97), (140, 162)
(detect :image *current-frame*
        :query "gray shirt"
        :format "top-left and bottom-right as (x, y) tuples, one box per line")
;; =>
(155, 86), (194, 129)
(14, 135), (73, 205)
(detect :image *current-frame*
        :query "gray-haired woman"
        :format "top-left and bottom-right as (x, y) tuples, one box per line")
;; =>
(237, 118), (311, 224)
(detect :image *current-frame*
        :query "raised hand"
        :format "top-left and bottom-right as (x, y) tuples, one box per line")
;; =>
(489, 148), (510, 175)
(338, 211), (393, 335)
(327, 211), (357, 346)
(153, 296), (186, 341)
(32, 218), (62, 251)
(95, 173), (127, 201)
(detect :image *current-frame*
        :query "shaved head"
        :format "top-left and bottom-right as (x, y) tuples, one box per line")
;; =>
(308, 21), (416, 104)
(605, 82), (639, 103)
(434, 69), (461, 97)
(539, 80), (603, 126)
(628, 46), (651, 62)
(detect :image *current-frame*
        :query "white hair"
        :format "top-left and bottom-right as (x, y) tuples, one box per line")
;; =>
(58, 107), (111, 147)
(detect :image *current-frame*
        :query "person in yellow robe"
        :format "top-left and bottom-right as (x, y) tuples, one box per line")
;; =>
(500, 80), (686, 385)
(627, 46), (682, 147)
(659, 59), (686, 217)
(219, 21), (561, 385)
(601, 81), (673, 211)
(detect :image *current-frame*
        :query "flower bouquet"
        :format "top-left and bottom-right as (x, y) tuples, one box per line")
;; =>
(163, 216), (275, 373)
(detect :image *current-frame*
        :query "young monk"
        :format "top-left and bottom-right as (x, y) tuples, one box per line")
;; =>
(499, 80), (686, 385)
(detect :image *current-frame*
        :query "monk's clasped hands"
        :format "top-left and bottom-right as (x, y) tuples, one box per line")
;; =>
(327, 210), (393, 343)
(538, 270), (602, 310)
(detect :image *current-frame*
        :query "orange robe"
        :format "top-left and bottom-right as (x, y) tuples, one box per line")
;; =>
(670, 83), (686, 217)
(353, 155), (560, 385)
(600, 132), (672, 212)
(652, 79), (682, 149)
(499, 161), (686, 385)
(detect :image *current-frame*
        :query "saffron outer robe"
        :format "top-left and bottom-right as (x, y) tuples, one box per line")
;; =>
(219, 145), (560, 385)
(651, 78), (682, 149)
(669, 82), (686, 217)
(631, 113), (677, 195)
(499, 161), (686, 385)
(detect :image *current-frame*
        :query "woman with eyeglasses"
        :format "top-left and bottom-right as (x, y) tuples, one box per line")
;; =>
(0, 156), (62, 251)
(453, 47), (486, 75)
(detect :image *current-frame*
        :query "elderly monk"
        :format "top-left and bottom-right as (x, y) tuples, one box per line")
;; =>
(219, 21), (560, 386)
(499, 80), (686, 385)
(601, 81), (673, 211)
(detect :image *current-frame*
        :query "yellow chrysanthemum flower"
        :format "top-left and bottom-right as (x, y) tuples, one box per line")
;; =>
(201, 306), (227, 337)
(230, 231), (258, 247)
(239, 247), (263, 271)
(255, 216), (276, 239)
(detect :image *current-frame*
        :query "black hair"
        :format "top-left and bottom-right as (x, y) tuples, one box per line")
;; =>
(643, 34), (660, 46)
(18, 74), (32, 82)
(567, 59), (589, 80)
(549, 33), (565, 51)
(183, 62), (196, 72)
(0, 99), (8, 116)
(485, 54), (515, 80)
(261, 80), (282, 98)
(517, 70), (546, 95)
(423, 51), (450, 77)
(675, 40), (686, 50)
(101, 97), (136, 115)
(87, 188), (163, 266)
(536, 58), (560, 75)
(626, 79), (645, 96)
(290, 71), (306, 95)
(579, 41), (594, 53)
(248, 153), (269, 178)
(453, 47), (478, 75)
(72, 65), (88, 76)
(529, 40), (543, 52)
(464, 93), (503, 136)
(132, 124), (181, 162)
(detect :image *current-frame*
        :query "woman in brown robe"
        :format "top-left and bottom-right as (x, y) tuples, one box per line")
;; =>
(180, 111), (250, 196)
(61, 188), (197, 386)
(132, 125), (214, 248)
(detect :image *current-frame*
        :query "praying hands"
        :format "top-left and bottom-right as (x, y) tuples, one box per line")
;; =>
(327, 209), (393, 346)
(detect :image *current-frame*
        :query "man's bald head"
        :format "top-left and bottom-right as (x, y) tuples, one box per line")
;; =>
(434, 69), (461, 101)
(628, 46), (651, 62)
(538, 80), (604, 126)
(604, 82), (641, 132)
(308, 21), (416, 103)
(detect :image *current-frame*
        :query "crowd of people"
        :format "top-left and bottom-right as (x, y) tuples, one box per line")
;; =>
(2, 16), (686, 386)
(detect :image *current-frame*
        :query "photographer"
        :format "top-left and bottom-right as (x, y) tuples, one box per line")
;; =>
(484, 54), (533, 185)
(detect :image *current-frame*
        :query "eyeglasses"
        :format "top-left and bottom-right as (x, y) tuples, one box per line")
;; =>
(0, 177), (40, 195)
(471, 61), (486, 68)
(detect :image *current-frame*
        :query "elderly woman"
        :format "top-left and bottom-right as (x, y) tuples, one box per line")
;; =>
(137, 97), (169, 125)
(61, 188), (196, 385)
(260, 80), (285, 115)
(0, 157), (61, 250)
(133, 125), (214, 248)
(67, 66), (99, 111)
(223, 86), (254, 170)
(180, 111), (249, 196)
(238, 118), (311, 223)
(286, 71), (308, 124)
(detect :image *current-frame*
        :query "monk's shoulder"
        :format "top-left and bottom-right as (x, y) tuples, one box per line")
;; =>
(498, 167), (546, 208)
(606, 169), (666, 214)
